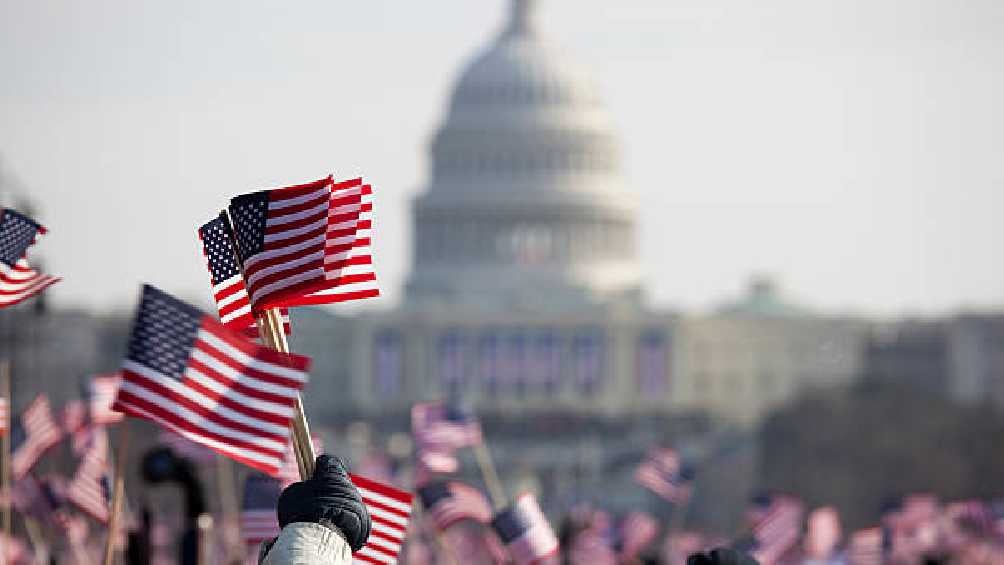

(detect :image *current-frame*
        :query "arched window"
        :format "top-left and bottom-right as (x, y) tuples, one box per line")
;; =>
(373, 330), (403, 396)
(437, 329), (466, 396)
(636, 330), (670, 397)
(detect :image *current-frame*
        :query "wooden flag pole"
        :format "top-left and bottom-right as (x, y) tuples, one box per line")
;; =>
(0, 360), (10, 562)
(473, 443), (507, 510)
(217, 209), (316, 481)
(254, 309), (315, 480)
(103, 424), (130, 565)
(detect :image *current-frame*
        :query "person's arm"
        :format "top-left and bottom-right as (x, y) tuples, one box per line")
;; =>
(260, 455), (372, 565)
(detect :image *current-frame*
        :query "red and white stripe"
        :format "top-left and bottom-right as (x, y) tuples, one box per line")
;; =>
(350, 474), (413, 565)
(11, 395), (63, 479)
(66, 441), (110, 522)
(0, 398), (7, 436)
(90, 374), (123, 425)
(241, 509), (280, 544)
(0, 258), (60, 308)
(240, 177), (378, 310)
(113, 318), (310, 475)
(507, 494), (560, 564)
(299, 178), (379, 305)
(210, 273), (291, 338)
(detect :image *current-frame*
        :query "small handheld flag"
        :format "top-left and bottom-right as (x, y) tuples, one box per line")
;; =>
(227, 177), (378, 311)
(11, 395), (62, 480)
(0, 208), (60, 308)
(111, 284), (311, 474)
(491, 494), (559, 564)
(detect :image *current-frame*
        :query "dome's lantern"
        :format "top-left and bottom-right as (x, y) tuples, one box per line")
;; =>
(407, 0), (642, 311)
(506, 0), (539, 37)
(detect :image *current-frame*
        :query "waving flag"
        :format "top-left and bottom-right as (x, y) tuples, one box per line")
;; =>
(741, 494), (805, 565)
(66, 440), (112, 522)
(197, 214), (291, 338)
(418, 481), (492, 531)
(350, 474), (413, 565)
(228, 176), (378, 311)
(411, 401), (482, 451)
(634, 447), (693, 503)
(275, 434), (324, 487)
(0, 208), (60, 308)
(241, 473), (282, 544)
(111, 284), (311, 474)
(0, 397), (7, 436)
(11, 395), (63, 479)
(89, 374), (123, 425)
(491, 494), (559, 565)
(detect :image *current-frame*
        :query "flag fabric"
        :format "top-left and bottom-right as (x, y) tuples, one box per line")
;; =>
(66, 439), (112, 522)
(0, 208), (60, 308)
(411, 402), (482, 451)
(0, 397), (7, 436)
(634, 447), (693, 504)
(10, 475), (61, 519)
(416, 447), (460, 475)
(11, 395), (63, 479)
(619, 511), (659, 560)
(349, 474), (413, 565)
(197, 214), (291, 338)
(89, 374), (123, 425)
(228, 176), (378, 311)
(846, 527), (884, 565)
(240, 473), (282, 544)
(803, 506), (841, 560)
(158, 430), (217, 463)
(418, 481), (492, 531)
(744, 494), (805, 565)
(111, 284), (311, 475)
(491, 494), (559, 565)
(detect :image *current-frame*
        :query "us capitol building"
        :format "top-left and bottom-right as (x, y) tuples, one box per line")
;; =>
(291, 0), (864, 519)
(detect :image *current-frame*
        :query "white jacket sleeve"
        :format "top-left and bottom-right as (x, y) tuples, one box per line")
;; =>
(259, 522), (353, 565)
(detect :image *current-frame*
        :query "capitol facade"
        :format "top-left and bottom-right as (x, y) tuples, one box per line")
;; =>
(296, 0), (864, 427)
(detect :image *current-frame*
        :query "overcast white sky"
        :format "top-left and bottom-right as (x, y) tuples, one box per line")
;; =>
(1, 0), (1002, 316)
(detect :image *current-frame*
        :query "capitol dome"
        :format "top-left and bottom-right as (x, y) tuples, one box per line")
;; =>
(406, 0), (642, 310)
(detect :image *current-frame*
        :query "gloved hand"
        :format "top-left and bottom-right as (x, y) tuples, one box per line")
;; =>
(276, 455), (371, 552)
(687, 548), (759, 565)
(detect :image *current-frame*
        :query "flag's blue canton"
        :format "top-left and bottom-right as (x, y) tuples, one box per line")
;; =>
(126, 285), (202, 378)
(444, 402), (475, 424)
(243, 474), (282, 509)
(0, 209), (42, 267)
(418, 482), (451, 508)
(100, 475), (111, 504)
(229, 192), (269, 259)
(492, 506), (530, 543)
(199, 215), (241, 285)
(11, 420), (26, 452)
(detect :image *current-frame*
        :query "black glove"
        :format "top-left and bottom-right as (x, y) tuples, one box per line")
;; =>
(276, 455), (372, 552)
(687, 548), (759, 565)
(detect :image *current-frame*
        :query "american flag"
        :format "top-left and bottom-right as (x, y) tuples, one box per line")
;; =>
(411, 401), (482, 451)
(416, 447), (460, 475)
(89, 373), (123, 425)
(111, 284), (311, 475)
(228, 176), (378, 311)
(0, 208), (60, 308)
(198, 214), (291, 338)
(240, 473), (282, 544)
(846, 527), (884, 565)
(159, 430), (217, 463)
(0, 397), (7, 436)
(66, 439), (112, 522)
(418, 481), (492, 531)
(618, 511), (659, 560)
(634, 447), (693, 504)
(11, 395), (63, 479)
(10, 475), (61, 519)
(744, 494), (805, 565)
(803, 506), (841, 560)
(491, 494), (559, 565)
(350, 474), (413, 565)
